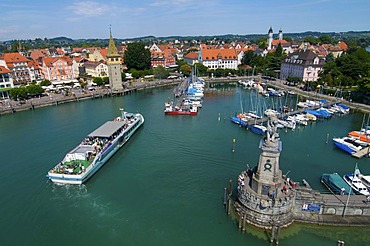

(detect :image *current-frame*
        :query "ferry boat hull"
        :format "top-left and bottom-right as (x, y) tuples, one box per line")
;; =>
(47, 111), (144, 184)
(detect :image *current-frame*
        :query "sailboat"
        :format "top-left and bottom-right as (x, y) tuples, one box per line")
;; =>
(249, 90), (267, 135)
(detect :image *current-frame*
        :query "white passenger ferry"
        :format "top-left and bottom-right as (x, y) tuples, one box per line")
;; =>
(47, 109), (144, 184)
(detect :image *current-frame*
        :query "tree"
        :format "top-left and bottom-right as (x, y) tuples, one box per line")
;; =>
(319, 35), (334, 44)
(274, 44), (283, 58)
(92, 77), (103, 86)
(100, 77), (109, 85)
(180, 64), (192, 77)
(304, 36), (319, 45)
(9, 87), (28, 99)
(124, 42), (151, 70)
(193, 63), (208, 77)
(153, 66), (169, 79)
(39, 79), (51, 86)
(325, 53), (335, 63)
(358, 77), (370, 94)
(26, 84), (43, 96)
(241, 50), (255, 66)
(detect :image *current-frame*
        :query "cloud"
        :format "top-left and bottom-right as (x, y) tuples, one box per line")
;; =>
(150, 0), (197, 7)
(68, 1), (110, 17)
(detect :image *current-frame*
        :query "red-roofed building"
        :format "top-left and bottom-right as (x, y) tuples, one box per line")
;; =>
(322, 41), (348, 58)
(0, 65), (14, 88)
(198, 45), (238, 70)
(150, 50), (176, 68)
(41, 56), (75, 81)
(0, 53), (36, 85)
(89, 48), (108, 62)
(183, 52), (199, 65)
(83, 61), (108, 77)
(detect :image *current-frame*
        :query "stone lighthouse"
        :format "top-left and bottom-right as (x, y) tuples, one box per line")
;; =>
(234, 116), (295, 229)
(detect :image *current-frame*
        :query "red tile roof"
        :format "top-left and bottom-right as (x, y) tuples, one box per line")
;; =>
(338, 41), (348, 51)
(0, 65), (12, 74)
(99, 48), (108, 58)
(3, 53), (30, 64)
(43, 56), (72, 67)
(184, 52), (198, 60)
(272, 40), (290, 46)
(201, 49), (237, 60)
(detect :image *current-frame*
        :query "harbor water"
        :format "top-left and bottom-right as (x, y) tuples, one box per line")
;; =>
(0, 85), (369, 245)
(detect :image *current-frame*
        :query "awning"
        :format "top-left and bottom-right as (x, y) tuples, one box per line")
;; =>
(88, 121), (126, 138)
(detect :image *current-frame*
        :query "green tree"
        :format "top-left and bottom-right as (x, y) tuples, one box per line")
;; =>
(193, 63), (208, 77)
(102, 77), (109, 84)
(241, 50), (255, 66)
(318, 35), (334, 44)
(180, 64), (192, 77)
(92, 77), (103, 86)
(129, 69), (140, 79)
(304, 36), (319, 45)
(9, 87), (28, 99)
(274, 44), (283, 58)
(153, 66), (169, 79)
(39, 79), (51, 86)
(358, 77), (370, 93)
(124, 42), (151, 70)
(325, 53), (335, 63)
(26, 84), (44, 96)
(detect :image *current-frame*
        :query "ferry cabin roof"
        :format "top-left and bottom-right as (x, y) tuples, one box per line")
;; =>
(88, 121), (126, 138)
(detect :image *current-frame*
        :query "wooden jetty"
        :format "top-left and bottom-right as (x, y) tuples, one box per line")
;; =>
(352, 147), (370, 158)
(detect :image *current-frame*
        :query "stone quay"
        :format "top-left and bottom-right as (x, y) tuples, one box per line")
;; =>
(226, 116), (370, 233)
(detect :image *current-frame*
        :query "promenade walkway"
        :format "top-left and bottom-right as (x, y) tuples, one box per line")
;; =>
(0, 79), (180, 115)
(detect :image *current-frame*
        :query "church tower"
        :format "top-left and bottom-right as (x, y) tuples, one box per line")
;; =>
(107, 28), (123, 90)
(278, 28), (283, 41)
(267, 27), (273, 50)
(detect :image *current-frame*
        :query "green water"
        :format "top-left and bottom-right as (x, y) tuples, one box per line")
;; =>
(0, 86), (369, 245)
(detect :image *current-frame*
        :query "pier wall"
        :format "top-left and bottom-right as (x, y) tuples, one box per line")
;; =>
(292, 186), (370, 226)
(0, 80), (178, 115)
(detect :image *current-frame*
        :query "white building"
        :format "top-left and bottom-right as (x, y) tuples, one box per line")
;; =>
(198, 45), (238, 70)
(280, 49), (325, 82)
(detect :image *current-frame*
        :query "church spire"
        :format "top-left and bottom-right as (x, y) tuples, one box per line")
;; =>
(107, 26), (119, 57)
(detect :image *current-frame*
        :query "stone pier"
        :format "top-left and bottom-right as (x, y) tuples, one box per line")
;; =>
(231, 115), (370, 230)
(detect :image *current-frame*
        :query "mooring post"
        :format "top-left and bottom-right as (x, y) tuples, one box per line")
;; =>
(229, 179), (233, 197)
(238, 215), (243, 230)
(270, 226), (275, 243)
(223, 187), (227, 209)
(276, 225), (281, 245)
(242, 213), (247, 231)
(227, 195), (232, 215)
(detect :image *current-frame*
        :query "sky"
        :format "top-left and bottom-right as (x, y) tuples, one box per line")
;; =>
(1, 0), (369, 41)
